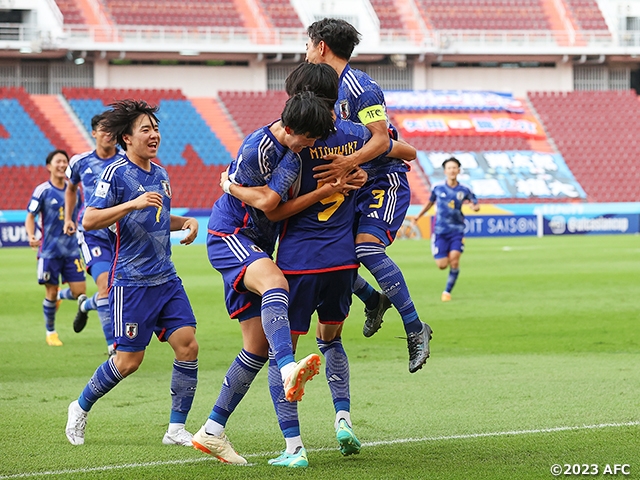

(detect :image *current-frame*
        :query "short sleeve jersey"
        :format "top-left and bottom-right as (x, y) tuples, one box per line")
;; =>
(336, 64), (408, 177)
(430, 182), (478, 234)
(277, 118), (371, 273)
(207, 123), (301, 256)
(88, 156), (177, 286)
(27, 181), (81, 259)
(67, 149), (125, 240)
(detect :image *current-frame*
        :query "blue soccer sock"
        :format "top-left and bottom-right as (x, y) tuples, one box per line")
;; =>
(96, 297), (115, 347)
(317, 337), (350, 414)
(57, 288), (74, 301)
(206, 350), (266, 434)
(43, 298), (56, 332)
(78, 356), (124, 411)
(356, 242), (422, 334)
(169, 359), (198, 425)
(445, 268), (460, 293)
(81, 292), (98, 313)
(353, 274), (379, 310)
(268, 355), (300, 440)
(261, 288), (295, 370)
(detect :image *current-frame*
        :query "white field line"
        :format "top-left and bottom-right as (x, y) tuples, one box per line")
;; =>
(1, 421), (638, 479)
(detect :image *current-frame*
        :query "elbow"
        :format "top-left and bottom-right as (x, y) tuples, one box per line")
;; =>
(82, 210), (97, 231)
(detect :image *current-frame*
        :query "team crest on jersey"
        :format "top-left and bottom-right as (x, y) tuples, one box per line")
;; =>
(125, 323), (138, 339)
(456, 192), (465, 201)
(339, 100), (350, 120)
(249, 244), (263, 253)
(160, 180), (172, 198)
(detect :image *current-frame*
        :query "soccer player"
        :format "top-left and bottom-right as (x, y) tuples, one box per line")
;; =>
(190, 91), (335, 465)
(64, 113), (123, 357)
(25, 149), (86, 347)
(306, 18), (432, 373)
(412, 157), (479, 301)
(65, 99), (200, 448)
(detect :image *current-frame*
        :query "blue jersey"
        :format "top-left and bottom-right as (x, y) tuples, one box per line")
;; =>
(277, 118), (370, 273)
(67, 149), (125, 241)
(27, 181), (81, 259)
(430, 182), (478, 234)
(336, 64), (408, 177)
(88, 156), (177, 287)
(208, 123), (301, 256)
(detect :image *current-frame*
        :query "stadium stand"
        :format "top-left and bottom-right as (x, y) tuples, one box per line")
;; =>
(100, 0), (244, 27)
(562, 0), (609, 31)
(257, 0), (303, 28)
(218, 90), (289, 136)
(60, 88), (233, 207)
(369, 0), (405, 30)
(54, 0), (87, 24)
(415, 0), (552, 30)
(528, 90), (640, 202)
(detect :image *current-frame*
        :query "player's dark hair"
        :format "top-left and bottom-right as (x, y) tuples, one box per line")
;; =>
(281, 91), (335, 140)
(101, 99), (159, 151)
(45, 149), (69, 165)
(285, 62), (338, 111)
(307, 18), (361, 61)
(442, 157), (461, 168)
(90, 113), (105, 131)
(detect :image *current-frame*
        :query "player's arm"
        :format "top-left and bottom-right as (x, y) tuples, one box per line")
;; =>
(313, 120), (389, 180)
(412, 200), (435, 225)
(64, 182), (79, 235)
(24, 212), (40, 249)
(265, 168), (367, 222)
(388, 138), (416, 162)
(83, 192), (163, 231)
(224, 182), (282, 214)
(170, 215), (199, 245)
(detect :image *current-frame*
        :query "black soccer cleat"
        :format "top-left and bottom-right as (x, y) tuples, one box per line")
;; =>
(407, 322), (432, 373)
(73, 294), (89, 333)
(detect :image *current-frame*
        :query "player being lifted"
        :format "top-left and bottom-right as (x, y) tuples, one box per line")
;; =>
(191, 91), (336, 464)
(25, 149), (86, 347)
(412, 157), (479, 301)
(306, 18), (432, 373)
(65, 113), (124, 357)
(65, 99), (200, 448)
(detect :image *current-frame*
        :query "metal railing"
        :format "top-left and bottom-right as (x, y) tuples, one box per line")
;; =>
(2, 23), (637, 53)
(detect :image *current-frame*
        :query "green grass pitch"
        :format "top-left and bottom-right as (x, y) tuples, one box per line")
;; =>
(1, 235), (638, 479)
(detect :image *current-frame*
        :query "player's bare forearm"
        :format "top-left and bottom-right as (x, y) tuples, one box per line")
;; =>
(83, 193), (162, 231)
(413, 201), (434, 223)
(228, 183), (282, 214)
(24, 213), (40, 249)
(64, 183), (79, 235)
(265, 183), (336, 222)
(171, 215), (199, 244)
(389, 139), (416, 161)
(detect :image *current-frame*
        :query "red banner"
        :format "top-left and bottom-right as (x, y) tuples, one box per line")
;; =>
(394, 113), (545, 139)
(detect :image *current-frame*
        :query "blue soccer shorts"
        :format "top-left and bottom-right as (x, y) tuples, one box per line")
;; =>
(207, 232), (271, 321)
(37, 256), (85, 285)
(285, 269), (357, 335)
(110, 277), (197, 352)
(355, 171), (411, 246)
(77, 230), (112, 279)
(431, 231), (465, 259)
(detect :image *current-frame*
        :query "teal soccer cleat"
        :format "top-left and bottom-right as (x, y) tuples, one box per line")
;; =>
(268, 446), (309, 468)
(336, 419), (361, 456)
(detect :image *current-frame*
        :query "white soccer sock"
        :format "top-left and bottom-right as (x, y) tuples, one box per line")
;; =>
(204, 418), (225, 437)
(280, 361), (297, 383)
(335, 411), (352, 430)
(167, 422), (185, 434)
(285, 435), (303, 454)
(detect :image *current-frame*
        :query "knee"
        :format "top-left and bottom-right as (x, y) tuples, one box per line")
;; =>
(175, 338), (199, 361)
(114, 358), (141, 377)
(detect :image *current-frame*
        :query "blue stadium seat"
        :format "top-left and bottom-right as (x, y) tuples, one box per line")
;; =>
(0, 99), (55, 167)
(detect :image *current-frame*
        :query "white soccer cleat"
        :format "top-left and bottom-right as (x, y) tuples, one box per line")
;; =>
(284, 354), (321, 402)
(191, 426), (247, 464)
(162, 427), (194, 446)
(65, 400), (87, 445)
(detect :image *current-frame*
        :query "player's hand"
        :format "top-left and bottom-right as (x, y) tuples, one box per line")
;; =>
(63, 220), (76, 236)
(471, 204), (480, 212)
(179, 217), (199, 245)
(313, 153), (356, 181)
(219, 169), (230, 189)
(28, 236), (41, 250)
(132, 192), (163, 210)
